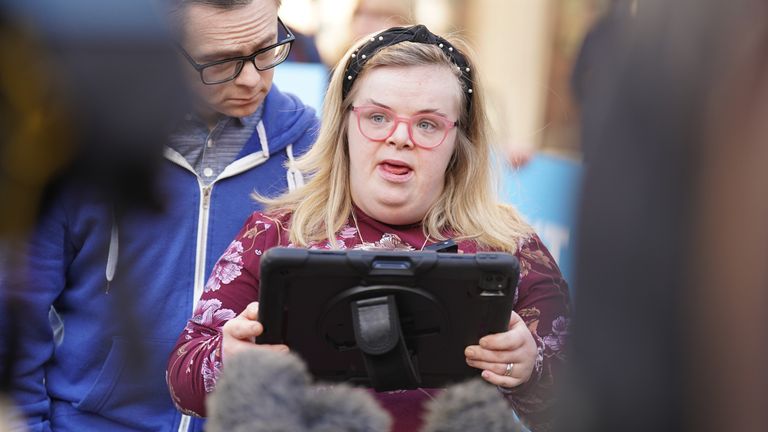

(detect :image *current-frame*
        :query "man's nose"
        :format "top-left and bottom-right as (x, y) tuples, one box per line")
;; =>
(234, 60), (261, 87)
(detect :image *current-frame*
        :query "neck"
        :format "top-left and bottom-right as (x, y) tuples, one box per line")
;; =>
(194, 103), (224, 132)
(351, 209), (431, 251)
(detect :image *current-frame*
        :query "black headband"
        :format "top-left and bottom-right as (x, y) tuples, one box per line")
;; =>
(341, 25), (474, 110)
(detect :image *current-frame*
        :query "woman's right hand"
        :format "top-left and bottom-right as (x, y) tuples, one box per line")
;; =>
(221, 301), (289, 361)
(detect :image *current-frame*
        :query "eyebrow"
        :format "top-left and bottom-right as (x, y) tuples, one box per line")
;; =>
(198, 32), (277, 62)
(366, 98), (449, 117)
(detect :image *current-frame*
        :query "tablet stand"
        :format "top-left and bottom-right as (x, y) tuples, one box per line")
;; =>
(350, 293), (421, 391)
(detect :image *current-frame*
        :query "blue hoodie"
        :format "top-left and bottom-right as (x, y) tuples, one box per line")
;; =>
(9, 86), (319, 432)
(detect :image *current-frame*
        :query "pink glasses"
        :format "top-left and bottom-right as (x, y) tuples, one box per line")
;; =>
(350, 105), (457, 149)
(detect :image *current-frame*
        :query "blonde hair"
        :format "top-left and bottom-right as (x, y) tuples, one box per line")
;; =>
(259, 33), (533, 253)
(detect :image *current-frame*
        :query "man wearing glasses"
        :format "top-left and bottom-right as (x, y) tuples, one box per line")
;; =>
(12, 1), (318, 431)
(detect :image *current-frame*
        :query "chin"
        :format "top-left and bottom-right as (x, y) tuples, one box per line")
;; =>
(222, 103), (260, 118)
(370, 203), (424, 226)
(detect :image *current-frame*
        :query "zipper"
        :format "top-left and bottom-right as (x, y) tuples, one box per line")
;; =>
(202, 187), (211, 210)
(192, 184), (212, 309)
(164, 124), (272, 432)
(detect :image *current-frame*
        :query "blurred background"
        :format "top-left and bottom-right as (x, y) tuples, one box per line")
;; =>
(281, 0), (608, 160)
(280, 0), (611, 159)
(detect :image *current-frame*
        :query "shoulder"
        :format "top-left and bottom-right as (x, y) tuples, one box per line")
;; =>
(516, 234), (559, 272)
(513, 234), (572, 303)
(236, 211), (294, 251)
(241, 210), (291, 237)
(263, 85), (318, 125)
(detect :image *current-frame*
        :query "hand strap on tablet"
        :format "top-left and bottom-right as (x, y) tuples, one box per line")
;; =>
(351, 295), (421, 391)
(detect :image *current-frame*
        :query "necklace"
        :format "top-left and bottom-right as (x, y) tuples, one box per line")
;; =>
(350, 211), (431, 251)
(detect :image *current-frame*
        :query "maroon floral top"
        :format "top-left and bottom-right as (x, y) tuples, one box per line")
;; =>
(167, 209), (570, 432)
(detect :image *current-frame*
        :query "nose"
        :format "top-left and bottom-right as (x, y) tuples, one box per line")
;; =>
(234, 60), (262, 88)
(386, 119), (414, 149)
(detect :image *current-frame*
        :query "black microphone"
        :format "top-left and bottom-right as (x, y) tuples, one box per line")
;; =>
(205, 349), (391, 432)
(421, 379), (526, 432)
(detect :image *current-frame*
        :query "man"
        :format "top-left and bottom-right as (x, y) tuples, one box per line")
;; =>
(10, 0), (318, 430)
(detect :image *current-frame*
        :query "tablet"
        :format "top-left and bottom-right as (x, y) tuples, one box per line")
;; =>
(256, 247), (519, 391)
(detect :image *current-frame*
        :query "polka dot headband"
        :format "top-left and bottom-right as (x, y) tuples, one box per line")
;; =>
(341, 24), (474, 111)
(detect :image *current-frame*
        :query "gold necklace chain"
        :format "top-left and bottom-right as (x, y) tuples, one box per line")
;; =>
(350, 211), (430, 251)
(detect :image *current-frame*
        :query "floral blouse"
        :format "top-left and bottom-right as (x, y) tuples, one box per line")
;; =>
(166, 209), (571, 432)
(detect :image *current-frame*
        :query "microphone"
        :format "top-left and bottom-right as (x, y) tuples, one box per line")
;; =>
(205, 349), (391, 432)
(207, 349), (525, 432)
(421, 379), (526, 432)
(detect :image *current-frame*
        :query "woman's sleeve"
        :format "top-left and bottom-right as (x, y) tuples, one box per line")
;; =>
(166, 213), (274, 417)
(503, 234), (572, 432)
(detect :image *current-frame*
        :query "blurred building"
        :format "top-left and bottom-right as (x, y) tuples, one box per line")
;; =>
(280, 0), (611, 161)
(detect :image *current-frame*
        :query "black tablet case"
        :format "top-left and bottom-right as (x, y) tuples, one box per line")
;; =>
(257, 247), (519, 391)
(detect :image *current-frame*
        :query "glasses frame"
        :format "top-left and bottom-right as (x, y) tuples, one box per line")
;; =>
(350, 105), (458, 149)
(179, 17), (295, 85)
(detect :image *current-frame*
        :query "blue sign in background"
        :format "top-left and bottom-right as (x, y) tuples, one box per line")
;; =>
(502, 155), (581, 284)
(273, 62), (329, 114)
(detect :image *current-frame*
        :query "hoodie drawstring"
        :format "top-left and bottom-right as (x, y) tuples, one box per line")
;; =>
(257, 121), (269, 159)
(105, 211), (119, 293)
(258, 119), (304, 191)
(285, 144), (305, 191)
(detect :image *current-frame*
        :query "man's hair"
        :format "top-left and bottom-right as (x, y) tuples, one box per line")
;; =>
(169, 0), (280, 8)
(258, 32), (534, 253)
(165, 0), (281, 39)
(179, 0), (252, 6)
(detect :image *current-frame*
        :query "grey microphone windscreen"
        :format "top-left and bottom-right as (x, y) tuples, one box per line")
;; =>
(206, 349), (308, 432)
(304, 384), (391, 432)
(421, 379), (525, 432)
(206, 349), (391, 432)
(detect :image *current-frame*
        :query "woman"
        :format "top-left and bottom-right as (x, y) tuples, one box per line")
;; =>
(167, 25), (570, 432)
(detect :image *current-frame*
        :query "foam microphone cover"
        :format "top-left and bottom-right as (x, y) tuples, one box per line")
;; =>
(302, 384), (391, 432)
(421, 379), (526, 432)
(206, 349), (391, 432)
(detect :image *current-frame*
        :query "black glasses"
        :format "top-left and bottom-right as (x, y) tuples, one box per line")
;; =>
(179, 17), (295, 85)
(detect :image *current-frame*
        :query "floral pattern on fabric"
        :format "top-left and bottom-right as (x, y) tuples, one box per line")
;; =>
(201, 349), (222, 393)
(339, 225), (358, 239)
(542, 316), (569, 358)
(190, 298), (236, 329)
(204, 240), (244, 293)
(517, 235), (558, 280)
(353, 233), (416, 251)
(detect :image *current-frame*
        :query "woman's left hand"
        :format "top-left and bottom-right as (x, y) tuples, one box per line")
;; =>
(465, 311), (538, 388)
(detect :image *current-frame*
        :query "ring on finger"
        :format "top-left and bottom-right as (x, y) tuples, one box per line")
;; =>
(504, 362), (515, 377)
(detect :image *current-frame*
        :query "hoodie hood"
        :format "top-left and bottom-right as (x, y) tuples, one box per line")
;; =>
(235, 84), (318, 160)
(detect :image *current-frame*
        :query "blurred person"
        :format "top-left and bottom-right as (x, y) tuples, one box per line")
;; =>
(560, 0), (768, 431)
(351, 0), (413, 42)
(286, 29), (322, 63)
(167, 25), (571, 432)
(7, 0), (319, 431)
(0, 4), (183, 428)
(322, 0), (413, 67)
(570, 0), (636, 162)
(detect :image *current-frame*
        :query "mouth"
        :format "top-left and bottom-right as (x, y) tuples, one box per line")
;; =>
(230, 94), (261, 104)
(377, 159), (414, 182)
